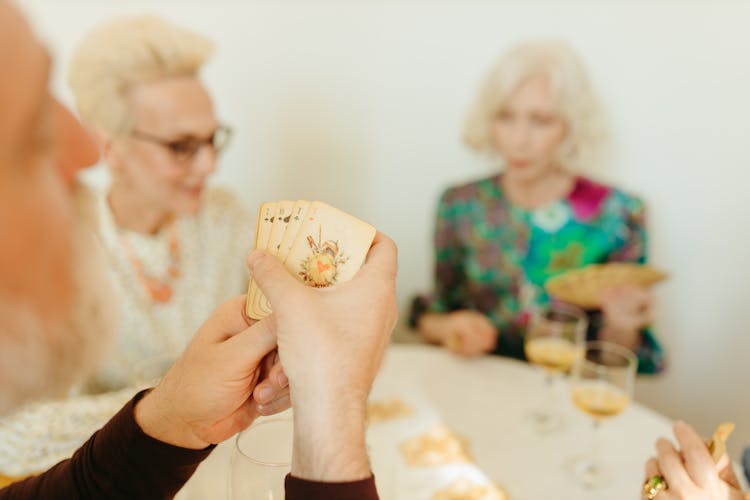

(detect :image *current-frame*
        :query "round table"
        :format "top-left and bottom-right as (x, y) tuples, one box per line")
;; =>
(179, 343), (674, 500)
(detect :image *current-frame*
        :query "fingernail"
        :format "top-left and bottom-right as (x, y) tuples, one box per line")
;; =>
(278, 372), (288, 388)
(247, 250), (265, 272)
(257, 386), (274, 403)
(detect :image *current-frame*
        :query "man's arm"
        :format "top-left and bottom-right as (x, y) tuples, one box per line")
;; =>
(248, 232), (399, 500)
(0, 391), (212, 500)
(0, 386), (137, 476)
(285, 476), (378, 500)
(1, 291), (293, 500)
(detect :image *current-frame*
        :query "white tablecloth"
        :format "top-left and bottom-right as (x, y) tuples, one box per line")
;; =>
(179, 343), (675, 500)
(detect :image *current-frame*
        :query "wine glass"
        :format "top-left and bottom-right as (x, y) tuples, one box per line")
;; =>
(566, 341), (637, 489)
(229, 411), (293, 499)
(523, 303), (587, 433)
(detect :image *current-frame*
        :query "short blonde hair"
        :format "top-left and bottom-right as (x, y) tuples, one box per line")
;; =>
(464, 40), (606, 171)
(68, 15), (213, 136)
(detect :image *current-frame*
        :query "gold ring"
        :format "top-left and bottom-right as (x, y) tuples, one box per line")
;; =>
(642, 475), (667, 499)
(446, 332), (463, 352)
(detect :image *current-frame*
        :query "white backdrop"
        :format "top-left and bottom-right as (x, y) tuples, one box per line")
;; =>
(18, 0), (750, 458)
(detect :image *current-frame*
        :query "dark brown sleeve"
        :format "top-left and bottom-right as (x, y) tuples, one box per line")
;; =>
(285, 474), (378, 500)
(0, 390), (214, 500)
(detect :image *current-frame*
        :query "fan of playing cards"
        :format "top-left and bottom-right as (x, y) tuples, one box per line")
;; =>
(544, 262), (668, 309)
(245, 200), (377, 320)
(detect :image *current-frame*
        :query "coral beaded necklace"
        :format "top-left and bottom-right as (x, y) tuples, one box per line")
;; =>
(119, 221), (181, 303)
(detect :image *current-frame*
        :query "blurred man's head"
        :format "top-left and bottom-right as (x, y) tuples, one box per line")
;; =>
(0, 1), (116, 413)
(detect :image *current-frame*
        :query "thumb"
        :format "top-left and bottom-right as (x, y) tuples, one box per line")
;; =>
(223, 317), (278, 366)
(355, 232), (398, 281)
(247, 250), (301, 306)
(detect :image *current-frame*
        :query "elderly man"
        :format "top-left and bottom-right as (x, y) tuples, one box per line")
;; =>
(0, 2), (395, 498)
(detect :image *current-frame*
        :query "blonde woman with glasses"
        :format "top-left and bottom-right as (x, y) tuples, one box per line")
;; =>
(68, 15), (254, 392)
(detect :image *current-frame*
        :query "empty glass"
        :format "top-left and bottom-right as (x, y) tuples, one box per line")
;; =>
(229, 411), (293, 500)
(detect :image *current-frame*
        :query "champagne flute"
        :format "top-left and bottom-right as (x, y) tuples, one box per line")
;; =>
(566, 341), (637, 489)
(523, 303), (587, 433)
(229, 411), (293, 500)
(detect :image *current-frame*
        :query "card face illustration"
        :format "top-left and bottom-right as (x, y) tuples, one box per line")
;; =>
(284, 201), (376, 288)
(245, 202), (277, 319)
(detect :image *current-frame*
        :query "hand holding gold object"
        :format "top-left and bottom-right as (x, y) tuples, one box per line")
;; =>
(642, 475), (667, 499)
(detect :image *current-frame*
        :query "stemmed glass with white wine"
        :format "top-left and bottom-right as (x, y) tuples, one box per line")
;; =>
(523, 303), (587, 433)
(566, 340), (637, 489)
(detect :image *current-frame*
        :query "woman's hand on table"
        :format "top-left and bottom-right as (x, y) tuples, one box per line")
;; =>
(600, 285), (653, 351)
(134, 296), (291, 450)
(420, 310), (497, 357)
(643, 421), (744, 500)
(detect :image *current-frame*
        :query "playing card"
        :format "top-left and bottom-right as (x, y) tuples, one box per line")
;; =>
(246, 281), (266, 319)
(283, 201), (376, 288)
(544, 263), (668, 309)
(267, 200), (295, 256)
(708, 422), (735, 463)
(245, 202), (277, 318)
(277, 200), (310, 262)
(255, 202), (278, 251)
(250, 201), (294, 315)
(251, 200), (310, 315)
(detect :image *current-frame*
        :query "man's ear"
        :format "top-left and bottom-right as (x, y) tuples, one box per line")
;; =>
(55, 101), (100, 183)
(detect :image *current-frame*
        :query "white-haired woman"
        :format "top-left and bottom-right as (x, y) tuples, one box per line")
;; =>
(411, 40), (664, 374)
(67, 15), (255, 391)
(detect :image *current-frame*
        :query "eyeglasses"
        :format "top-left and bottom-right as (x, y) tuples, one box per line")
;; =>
(130, 125), (233, 164)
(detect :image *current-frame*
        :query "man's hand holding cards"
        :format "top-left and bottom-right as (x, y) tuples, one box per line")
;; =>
(245, 200), (377, 320)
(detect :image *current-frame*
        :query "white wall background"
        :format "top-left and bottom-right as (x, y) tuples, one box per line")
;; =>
(18, 0), (750, 458)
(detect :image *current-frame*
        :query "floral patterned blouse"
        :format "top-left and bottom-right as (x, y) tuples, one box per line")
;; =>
(411, 173), (664, 374)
